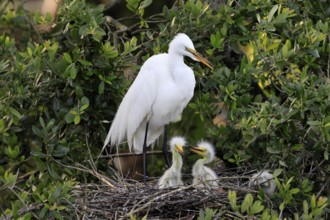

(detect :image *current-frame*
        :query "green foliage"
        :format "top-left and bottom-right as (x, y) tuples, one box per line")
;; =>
(0, 0), (125, 217)
(0, 0), (329, 218)
(197, 208), (218, 220)
(228, 191), (264, 216)
(301, 195), (328, 220)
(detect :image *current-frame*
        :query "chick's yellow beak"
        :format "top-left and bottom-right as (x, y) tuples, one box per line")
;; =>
(190, 147), (204, 156)
(175, 145), (184, 155)
(186, 48), (213, 69)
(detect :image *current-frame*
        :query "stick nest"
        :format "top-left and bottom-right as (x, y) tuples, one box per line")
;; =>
(71, 168), (257, 219)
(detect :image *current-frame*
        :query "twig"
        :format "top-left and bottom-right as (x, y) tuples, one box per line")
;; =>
(99, 150), (167, 159)
(0, 203), (43, 220)
(127, 184), (195, 217)
(104, 16), (128, 31)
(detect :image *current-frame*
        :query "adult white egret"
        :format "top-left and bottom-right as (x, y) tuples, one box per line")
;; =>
(157, 136), (186, 189)
(249, 170), (276, 195)
(102, 33), (212, 184)
(190, 141), (219, 188)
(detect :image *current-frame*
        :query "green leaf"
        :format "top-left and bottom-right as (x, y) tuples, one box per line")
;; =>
(102, 42), (118, 58)
(310, 194), (316, 209)
(20, 212), (32, 220)
(324, 150), (328, 160)
(46, 119), (55, 131)
(39, 117), (46, 129)
(241, 193), (253, 214)
(69, 64), (77, 79)
(126, 0), (140, 12)
(317, 196), (328, 207)
(63, 53), (72, 63)
(49, 185), (62, 203)
(47, 162), (59, 179)
(8, 107), (22, 119)
(307, 49), (320, 58)
(99, 81), (105, 94)
(7, 146), (19, 159)
(256, 13), (261, 23)
(292, 144), (303, 150)
(81, 96), (89, 105)
(228, 190), (239, 211)
(268, 5), (279, 22)
(79, 60), (92, 66)
(0, 119), (5, 132)
(93, 27), (106, 42)
(74, 115), (81, 125)
(39, 207), (48, 219)
(290, 188), (300, 194)
(279, 160), (288, 167)
(79, 24), (90, 38)
(80, 96), (90, 111)
(31, 150), (47, 158)
(32, 125), (44, 138)
(250, 201), (264, 215)
(65, 113), (75, 124)
(69, 110), (78, 115)
(307, 120), (321, 126)
(273, 168), (283, 177)
(139, 0), (153, 10)
(27, 47), (33, 57)
(52, 146), (69, 158)
(266, 147), (281, 154)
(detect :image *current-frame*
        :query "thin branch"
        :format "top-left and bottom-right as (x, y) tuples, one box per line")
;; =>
(0, 204), (43, 220)
(127, 184), (196, 217)
(99, 150), (167, 159)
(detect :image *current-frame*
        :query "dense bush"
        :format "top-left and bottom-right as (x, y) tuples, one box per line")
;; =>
(0, 0), (329, 218)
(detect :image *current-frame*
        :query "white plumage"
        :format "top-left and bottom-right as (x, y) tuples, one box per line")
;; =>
(157, 136), (186, 188)
(249, 170), (276, 195)
(102, 33), (212, 153)
(191, 141), (219, 188)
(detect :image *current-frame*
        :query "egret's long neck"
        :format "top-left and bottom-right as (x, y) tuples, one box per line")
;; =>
(192, 159), (205, 174)
(193, 157), (211, 173)
(168, 50), (185, 79)
(171, 151), (183, 171)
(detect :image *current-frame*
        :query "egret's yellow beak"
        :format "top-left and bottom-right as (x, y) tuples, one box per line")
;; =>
(190, 146), (205, 156)
(175, 145), (184, 155)
(186, 48), (213, 69)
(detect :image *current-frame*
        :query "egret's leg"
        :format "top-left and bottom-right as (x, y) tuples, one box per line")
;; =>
(162, 126), (170, 168)
(142, 122), (149, 186)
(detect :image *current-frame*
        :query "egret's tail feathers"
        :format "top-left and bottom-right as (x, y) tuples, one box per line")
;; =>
(101, 129), (112, 153)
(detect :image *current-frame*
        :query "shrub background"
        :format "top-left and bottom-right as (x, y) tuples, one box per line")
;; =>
(0, 0), (329, 219)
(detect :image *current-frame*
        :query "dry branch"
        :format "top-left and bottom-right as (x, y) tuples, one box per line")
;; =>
(70, 170), (255, 219)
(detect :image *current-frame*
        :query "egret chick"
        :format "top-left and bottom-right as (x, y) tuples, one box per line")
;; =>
(102, 33), (212, 184)
(249, 170), (276, 195)
(191, 141), (219, 188)
(157, 136), (186, 189)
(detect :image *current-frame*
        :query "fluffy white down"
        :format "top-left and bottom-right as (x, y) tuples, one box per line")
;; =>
(103, 33), (197, 153)
(157, 136), (186, 188)
(195, 140), (215, 163)
(169, 136), (186, 152)
(192, 164), (218, 188)
(192, 141), (219, 188)
(249, 170), (276, 195)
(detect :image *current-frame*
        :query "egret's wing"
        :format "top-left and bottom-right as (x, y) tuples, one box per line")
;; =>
(203, 166), (219, 186)
(102, 55), (163, 152)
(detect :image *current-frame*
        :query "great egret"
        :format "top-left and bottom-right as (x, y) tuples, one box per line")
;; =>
(190, 141), (219, 188)
(102, 33), (212, 184)
(157, 136), (186, 188)
(249, 170), (276, 195)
